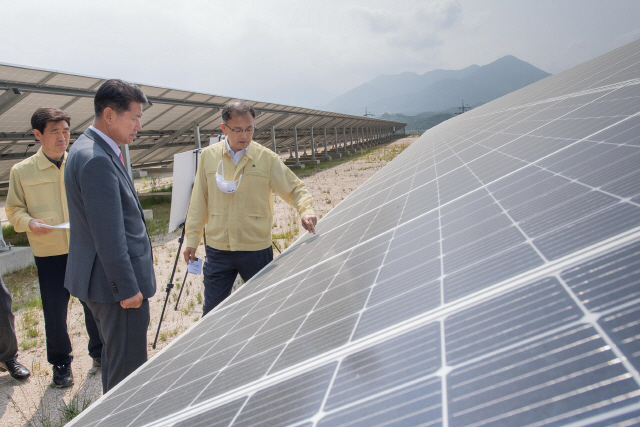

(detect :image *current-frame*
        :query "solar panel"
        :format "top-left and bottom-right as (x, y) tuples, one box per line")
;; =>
(69, 39), (640, 426)
(0, 62), (404, 184)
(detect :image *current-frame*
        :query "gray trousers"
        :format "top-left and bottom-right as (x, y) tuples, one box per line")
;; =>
(86, 299), (150, 393)
(0, 274), (18, 363)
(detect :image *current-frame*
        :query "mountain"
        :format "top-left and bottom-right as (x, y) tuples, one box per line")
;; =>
(323, 56), (550, 115)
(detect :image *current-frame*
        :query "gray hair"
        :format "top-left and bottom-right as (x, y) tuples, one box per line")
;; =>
(221, 99), (255, 124)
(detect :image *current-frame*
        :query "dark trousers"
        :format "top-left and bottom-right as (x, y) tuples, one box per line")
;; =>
(203, 246), (273, 316)
(34, 254), (103, 366)
(86, 299), (149, 393)
(0, 274), (18, 363)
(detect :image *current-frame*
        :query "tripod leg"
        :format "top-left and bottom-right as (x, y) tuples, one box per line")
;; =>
(174, 271), (189, 310)
(152, 224), (187, 349)
(153, 282), (173, 349)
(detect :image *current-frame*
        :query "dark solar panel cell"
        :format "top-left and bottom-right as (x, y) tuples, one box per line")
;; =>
(534, 203), (640, 260)
(354, 281), (441, 339)
(444, 244), (543, 302)
(447, 325), (640, 427)
(544, 142), (617, 174)
(369, 260), (440, 307)
(587, 114), (640, 145)
(599, 301), (640, 373)
(386, 229), (440, 264)
(443, 214), (513, 253)
(437, 167), (482, 204)
(584, 408), (640, 427)
(444, 226), (526, 274)
(561, 241), (640, 312)
(498, 175), (574, 211)
(234, 363), (337, 427)
(173, 398), (246, 427)
(518, 190), (618, 237)
(578, 149), (640, 188)
(601, 169), (640, 198)
(440, 191), (494, 225)
(467, 150), (527, 183)
(457, 143), (491, 163)
(131, 375), (219, 425)
(193, 345), (284, 405)
(271, 315), (358, 373)
(535, 140), (598, 169)
(508, 182), (589, 223)
(489, 167), (555, 202)
(377, 256), (441, 288)
(326, 323), (440, 410)
(442, 202), (504, 238)
(319, 378), (442, 427)
(561, 145), (640, 181)
(445, 277), (583, 365)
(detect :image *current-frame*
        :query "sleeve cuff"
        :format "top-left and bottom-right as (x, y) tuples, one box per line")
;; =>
(299, 208), (315, 218)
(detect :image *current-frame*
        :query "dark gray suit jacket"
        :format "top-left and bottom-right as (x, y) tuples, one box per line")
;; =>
(64, 128), (156, 303)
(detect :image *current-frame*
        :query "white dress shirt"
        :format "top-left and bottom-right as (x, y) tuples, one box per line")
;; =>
(225, 138), (248, 165)
(90, 126), (122, 158)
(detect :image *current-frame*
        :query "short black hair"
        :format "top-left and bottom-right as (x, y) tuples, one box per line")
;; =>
(31, 107), (71, 134)
(94, 79), (147, 116)
(221, 99), (255, 124)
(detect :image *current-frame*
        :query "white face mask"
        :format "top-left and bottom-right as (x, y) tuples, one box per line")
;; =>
(215, 159), (242, 193)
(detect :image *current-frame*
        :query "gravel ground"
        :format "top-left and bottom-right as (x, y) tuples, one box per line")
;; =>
(0, 136), (416, 426)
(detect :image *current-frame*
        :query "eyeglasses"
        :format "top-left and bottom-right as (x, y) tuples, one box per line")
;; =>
(224, 125), (256, 134)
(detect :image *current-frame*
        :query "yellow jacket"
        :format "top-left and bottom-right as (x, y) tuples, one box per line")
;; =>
(6, 148), (70, 257)
(185, 141), (314, 251)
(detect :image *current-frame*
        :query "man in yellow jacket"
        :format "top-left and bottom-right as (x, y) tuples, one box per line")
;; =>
(6, 108), (103, 387)
(183, 100), (317, 316)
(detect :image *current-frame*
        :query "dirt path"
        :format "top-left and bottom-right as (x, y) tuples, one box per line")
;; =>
(0, 136), (417, 426)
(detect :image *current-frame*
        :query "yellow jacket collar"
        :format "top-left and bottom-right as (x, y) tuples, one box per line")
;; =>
(222, 140), (255, 161)
(35, 147), (66, 171)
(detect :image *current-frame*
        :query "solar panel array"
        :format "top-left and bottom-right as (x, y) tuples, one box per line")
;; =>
(70, 39), (640, 427)
(0, 62), (405, 185)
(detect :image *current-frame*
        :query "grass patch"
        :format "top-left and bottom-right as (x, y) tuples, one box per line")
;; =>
(2, 224), (29, 246)
(3, 264), (41, 311)
(59, 393), (93, 422)
(20, 337), (38, 350)
(140, 197), (171, 236)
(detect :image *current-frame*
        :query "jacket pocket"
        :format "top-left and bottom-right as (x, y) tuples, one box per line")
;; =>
(206, 212), (227, 242)
(127, 240), (146, 257)
(241, 212), (270, 243)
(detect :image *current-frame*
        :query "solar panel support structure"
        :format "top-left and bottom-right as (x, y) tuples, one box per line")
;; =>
(271, 126), (276, 153)
(310, 126), (317, 161)
(123, 144), (133, 181)
(292, 126), (301, 168)
(194, 124), (201, 149)
(322, 126), (331, 161)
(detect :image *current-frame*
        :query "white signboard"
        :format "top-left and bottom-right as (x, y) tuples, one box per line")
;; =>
(168, 149), (201, 232)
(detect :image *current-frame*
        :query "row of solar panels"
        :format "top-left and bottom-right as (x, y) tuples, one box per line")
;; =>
(0, 62), (406, 184)
(69, 39), (640, 426)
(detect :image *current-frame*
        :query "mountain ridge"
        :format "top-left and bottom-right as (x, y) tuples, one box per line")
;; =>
(323, 55), (550, 115)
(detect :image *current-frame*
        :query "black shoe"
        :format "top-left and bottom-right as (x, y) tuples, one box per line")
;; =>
(52, 364), (73, 388)
(0, 359), (31, 380)
(92, 357), (101, 368)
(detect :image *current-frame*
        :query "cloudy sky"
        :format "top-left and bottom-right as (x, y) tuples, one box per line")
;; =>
(1, 0), (639, 108)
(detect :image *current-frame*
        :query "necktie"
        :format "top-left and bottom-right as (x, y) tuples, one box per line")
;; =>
(118, 151), (124, 166)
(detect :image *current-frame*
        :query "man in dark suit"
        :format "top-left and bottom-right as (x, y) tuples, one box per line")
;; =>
(64, 79), (156, 393)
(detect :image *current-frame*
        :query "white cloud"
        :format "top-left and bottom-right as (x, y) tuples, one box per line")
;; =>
(0, 0), (638, 106)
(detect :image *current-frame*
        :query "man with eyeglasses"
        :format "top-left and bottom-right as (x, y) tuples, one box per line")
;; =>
(183, 99), (317, 316)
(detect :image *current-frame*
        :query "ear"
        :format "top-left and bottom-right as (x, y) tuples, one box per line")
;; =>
(33, 129), (43, 142)
(103, 107), (115, 124)
(220, 123), (228, 135)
